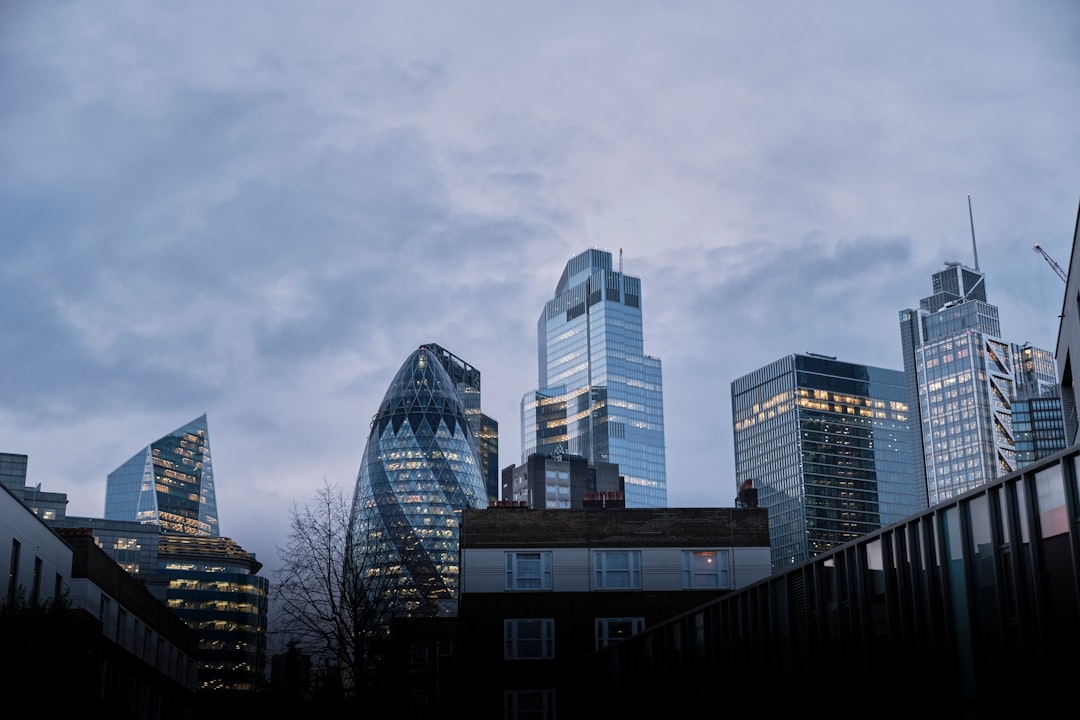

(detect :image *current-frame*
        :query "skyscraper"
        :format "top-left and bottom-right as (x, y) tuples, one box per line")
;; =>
(521, 248), (667, 508)
(105, 414), (218, 536)
(352, 346), (489, 617)
(731, 353), (922, 571)
(899, 261), (1058, 504)
(419, 342), (500, 503)
(103, 415), (268, 691)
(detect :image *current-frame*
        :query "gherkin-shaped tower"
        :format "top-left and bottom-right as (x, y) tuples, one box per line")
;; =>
(352, 347), (488, 617)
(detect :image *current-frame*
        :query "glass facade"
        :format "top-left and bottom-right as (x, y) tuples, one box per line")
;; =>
(0, 452), (28, 494)
(731, 353), (923, 571)
(101, 414), (268, 691)
(104, 414), (219, 537)
(899, 263), (1060, 505)
(1013, 393), (1068, 467)
(522, 248), (667, 508)
(419, 342), (500, 503)
(159, 534), (268, 691)
(352, 347), (489, 617)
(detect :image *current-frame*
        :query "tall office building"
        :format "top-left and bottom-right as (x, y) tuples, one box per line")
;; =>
(731, 353), (922, 571)
(103, 416), (268, 691)
(521, 248), (667, 508)
(899, 261), (1058, 505)
(419, 342), (500, 503)
(105, 414), (219, 537)
(352, 346), (489, 618)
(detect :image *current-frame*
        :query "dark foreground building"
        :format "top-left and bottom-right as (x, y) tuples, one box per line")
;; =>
(458, 504), (771, 717)
(583, 442), (1080, 716)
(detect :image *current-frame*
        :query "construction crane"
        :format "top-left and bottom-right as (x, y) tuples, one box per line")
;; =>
(1034, 243), (1068, 283)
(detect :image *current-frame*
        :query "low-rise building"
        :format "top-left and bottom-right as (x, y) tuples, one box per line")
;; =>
(457, 504), (771, 717)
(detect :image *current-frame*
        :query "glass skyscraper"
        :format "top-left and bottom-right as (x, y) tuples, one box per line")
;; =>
(522, 248), (667, 508)
(101, 414), (268, 691)
(419, 342), (500, 503)
(352, 346), (489, 617)
(731, 353), (923, 571)
(899, 262), (1059, 505)
(104, 414), (219, 537)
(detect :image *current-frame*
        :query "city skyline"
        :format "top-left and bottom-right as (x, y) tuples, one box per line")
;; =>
(2, 2), (1078, 570)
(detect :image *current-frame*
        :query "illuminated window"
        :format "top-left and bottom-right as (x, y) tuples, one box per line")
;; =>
(682, 550), (730, 589)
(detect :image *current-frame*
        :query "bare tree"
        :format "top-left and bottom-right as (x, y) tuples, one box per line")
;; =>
(272, 478), (403, 700)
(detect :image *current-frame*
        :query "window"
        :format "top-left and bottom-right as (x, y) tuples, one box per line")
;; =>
(593, 550), (641, 589)
(31, 557), (42, 605)
(682, 550), (731, 589)
(505, 551), (553, 590)
(410, 645), (430, 672)
(595, 617), (644, 649)
(505, 689), (556, 719)
(504, 619), (555, 659)
(7, 540), (20, 605)
(117, 608), (128, 645)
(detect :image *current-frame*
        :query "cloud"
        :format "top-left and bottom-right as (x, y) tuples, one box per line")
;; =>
(2, 0), (1079, 573)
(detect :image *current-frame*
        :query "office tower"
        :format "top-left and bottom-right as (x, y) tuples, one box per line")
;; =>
(105, 414), (218, 537)
(352, 346), (489, 617)
(501, 450), (624, 509)
(522, 248), (667, 508)
(419, 342), (500, 503)
(103, 417), (268, 691)
(731, 353), (922, 571)
(159, 534), (269, 692)
(899, 262), (1058, 505)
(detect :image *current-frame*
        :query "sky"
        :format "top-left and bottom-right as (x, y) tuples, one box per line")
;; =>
(3, 1), (1079, 580)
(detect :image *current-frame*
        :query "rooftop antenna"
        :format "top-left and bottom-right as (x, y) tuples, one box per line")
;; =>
(967, 193), (980, 270)
(619, 247), (623, 274)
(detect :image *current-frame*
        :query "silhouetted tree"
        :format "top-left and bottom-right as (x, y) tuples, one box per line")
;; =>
(272, 478), (406, 711)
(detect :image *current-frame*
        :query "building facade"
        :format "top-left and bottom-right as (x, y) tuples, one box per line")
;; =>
(900, 262), (1058, 505)
(158, 534), (269, 692)
(53, 516), (168, 602)
(103, 415), (269, 692)
(457, 505), (771, 718)
(420, 342), (500, 503)
(352, 346), (489, 618)
(521, 248), (667, 508)
(1056, 198), (1080, 444)
(105, 414), (219, 537)
(501, 451), (624, 510)
(585, 441), (1080, 717)
(731, 353), (923, 571)
(2, 481), (199, 717)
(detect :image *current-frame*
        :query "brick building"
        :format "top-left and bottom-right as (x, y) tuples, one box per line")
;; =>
(456, 504), (771, 717)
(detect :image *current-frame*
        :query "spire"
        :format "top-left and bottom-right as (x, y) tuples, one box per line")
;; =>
(968, 193), (980, 270)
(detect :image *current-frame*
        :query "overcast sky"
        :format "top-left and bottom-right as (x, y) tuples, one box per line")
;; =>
(3, 1), (1079, 578)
